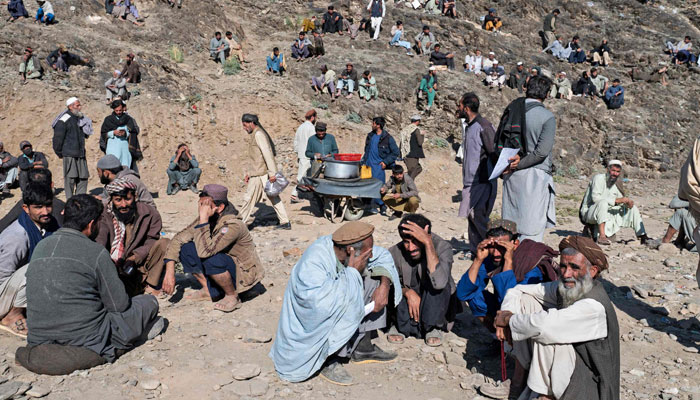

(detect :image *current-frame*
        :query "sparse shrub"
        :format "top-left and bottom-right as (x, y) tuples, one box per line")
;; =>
(168, 45), (184, 63)
(431, 137), (448, 148)
(223, 57), (241, 75)
(346, 112), (362, 123)
(311, 99), (329, 110)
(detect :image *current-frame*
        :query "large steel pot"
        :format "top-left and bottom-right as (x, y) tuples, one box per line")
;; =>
(323, 159), (360, 179)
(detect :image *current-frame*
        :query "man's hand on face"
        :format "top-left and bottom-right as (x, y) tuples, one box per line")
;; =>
(198, 197), (217, 223)
(496, 239), (516, 260)
(401, 221), (431, 246)
(475, 238), (493, 261)
(347, 246), (372, 274)
(405, 289), (421, 322)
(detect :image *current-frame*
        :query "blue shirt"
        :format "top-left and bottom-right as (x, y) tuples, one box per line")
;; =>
(367, 133), (382, 167)
(604, 85), (624, 102)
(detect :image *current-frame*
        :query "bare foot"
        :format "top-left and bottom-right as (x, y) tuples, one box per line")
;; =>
(386, 334), (404, 344)
(213, 295), (242, 313)
(185, 289), (210, 301)
(0, 308), (27, 338)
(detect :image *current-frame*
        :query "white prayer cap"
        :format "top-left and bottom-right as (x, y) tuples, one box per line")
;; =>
(517, 61), (523, 66)
(114, 70), (121, 75)
(560, 71), (566, 75)
(488, 51), (495, 55)
(608, 160), (622, 168)
(410, 114), (422, 121)
(493, 59), (499, 64)
(66, 97), (79, 107)
(429, 66), (437, 71)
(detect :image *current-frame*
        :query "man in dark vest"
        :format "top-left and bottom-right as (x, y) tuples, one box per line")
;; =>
(493, 236), (619, 400)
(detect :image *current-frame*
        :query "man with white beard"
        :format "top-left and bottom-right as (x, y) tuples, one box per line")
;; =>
(493, 236), (619, 400)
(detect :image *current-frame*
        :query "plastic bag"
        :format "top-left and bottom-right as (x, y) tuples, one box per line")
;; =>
(264, 172), (289, 197)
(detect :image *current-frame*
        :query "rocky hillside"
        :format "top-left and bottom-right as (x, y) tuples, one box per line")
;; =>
(0, 0), (699, 193)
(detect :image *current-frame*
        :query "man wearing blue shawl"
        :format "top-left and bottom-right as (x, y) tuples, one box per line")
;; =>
(0, 182), (58, 337)
(270, 221), (402, 385)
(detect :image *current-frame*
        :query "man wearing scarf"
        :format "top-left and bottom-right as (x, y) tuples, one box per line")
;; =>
(495, 236), (619, 400)
(99, 99), (142, 172)
(95, 178), (168, 297)
(0, 182), (57, 337)
(52, 97), (91, 200)
(580, 160), (650, 245)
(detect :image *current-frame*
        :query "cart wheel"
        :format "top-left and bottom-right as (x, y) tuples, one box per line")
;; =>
(323, 198), (344, 223)
(343, 198), (365, 221)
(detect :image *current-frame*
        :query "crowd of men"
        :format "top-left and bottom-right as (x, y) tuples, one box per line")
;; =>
(4, 1), (699, 399)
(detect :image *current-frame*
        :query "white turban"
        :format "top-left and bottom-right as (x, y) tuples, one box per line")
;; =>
(114, 70), (121, 75)
(66, 97), (79, 107)
(608, 159), (622, 168)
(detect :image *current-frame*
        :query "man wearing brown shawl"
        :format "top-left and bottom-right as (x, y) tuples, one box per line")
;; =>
(494, 236), (619, 400)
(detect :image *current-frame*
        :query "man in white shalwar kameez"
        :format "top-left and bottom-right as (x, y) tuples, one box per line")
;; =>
(291, 110), (317, 202)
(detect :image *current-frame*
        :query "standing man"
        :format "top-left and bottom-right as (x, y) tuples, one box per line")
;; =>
(398, 115), (425, 180)
(502, 76), (557, 242)
(0, 142), (19, 196)
(361, 117), (400, 215)
(17, 141), (48, 192)
(291, 110), (317, 203)
(678, 136), (700, 288)
(367, 0), (385, 41)
(239, 114), (290, 230)
(52, 97), (90, 200)
(304, 122), (338, 160)
(542, 9), (560, 49)
(458, 93), (497, 254)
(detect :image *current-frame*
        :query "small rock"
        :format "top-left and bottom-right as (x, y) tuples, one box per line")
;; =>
(662, 387), (679, 395)
(658, 243), (679, 255)
(26, 386), (51, 398)
(629, 369), (645, 377)
(663, 258), (681, 268)
(0, 381), (22, 400)
(688, 303), (700, 314)
(140, 380), (161, 390)
(250, 380), (269, 397)
(432, 352), (446, 364)
(282, 248), (302, 258)
(683, 346), (699, 353)
(243, 328), (272, 343)
(232, 364), (261, 380)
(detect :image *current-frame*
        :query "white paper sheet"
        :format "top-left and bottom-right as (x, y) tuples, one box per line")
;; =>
(364, 301), (375, 316)
(488, 148), (520, 181)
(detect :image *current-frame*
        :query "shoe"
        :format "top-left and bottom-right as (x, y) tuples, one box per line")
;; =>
(479, 379), (510, 399)
(276, 222), (292, 230)
(145, 316), (166, 341)
(190, 184), (199, 193)
(379, 206), (388, 217)
(320, 360), (353, 386)
(350, 344), (397, 364)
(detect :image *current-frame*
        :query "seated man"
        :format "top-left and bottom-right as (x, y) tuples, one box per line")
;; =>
(484, 60), (506, 89)
(225, 31), (247, 63)
(335, 63), (358, 99)
(591, 39), (612, 66)
(386, 214), (457, 346)
(120, 52), (141, 84)
(0, 169), (64, 233)
(0, 142), (18, 196)
(464, 49), (483, 74)
(442, 0), (456, 18)
(322, 5), (343, 34)
(390, 21), (413, 56)
(573, 70), (596, 97)
(568, 36), (586, 64)
(661, 196), (697, 251)
(0, 182), (58, 338)
(97, 154), (154, 207)
(95, 179), (168, 297)
(380, 165), (420, 217)
(19, 47), (42, 81)
(46, 45), (90, 72)
(604, 79), (624, 109)
(668, 36), (695, 65)
(589, 67), (609, 97)
(301, 15), (316, 32)
(543, 35), (572, 61)
(456, 219), (557, 328)
(358, 70), (378, 101)
(270, 221), (401, 385)
(508, 62), (528, 93)
(580, 160), (649, 245)
(311, 30), (324, 58)
(414, 25), (435, 55)
(104, 70), (127, 104)
(417, 67), (438, 114)
(311, 64), (336, 97)
(429, 43), (455, 70)
(166, 144), (201, 195)
(25, 194), (163, 367)
(266, 47), (286, 76)
(305, 122), (338, 160)
(482, 8), (502, 32)
(495, 236), (619, 400)
(6, 0), (29, 21)
(34, 0), (54, 24)
(17, 140), (48, 192)
(165, 184), (264, 309)
(209, 31), (229, 64)
(110, 0), (142, 26)
(482, 51), (496, 72)
(549, 71), (573, 100)
(291, 31), (312, 60)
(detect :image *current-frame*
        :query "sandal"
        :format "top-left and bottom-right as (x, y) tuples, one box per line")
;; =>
(214, 297), (242, 313)
(386, 326), (405, 344)
(0, 319), (27, 339)
(425, 329), (443, 347)
(597, 238), (611, 246)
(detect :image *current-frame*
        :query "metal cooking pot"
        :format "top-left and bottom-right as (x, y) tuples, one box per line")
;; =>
(323, 159), (360, 179)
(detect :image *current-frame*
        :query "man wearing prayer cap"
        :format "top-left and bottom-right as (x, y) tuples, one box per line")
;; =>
(104, 69), (127, 104)
(291, 109), (317, 203)
(398, 114), (424, 179)
(52, 97), (90, 200)
(270, 221), (402, 385)
(580, 159), (651, 245)
(96, 154), (154, 208)
(493, 236), (619, 400)
(164, 184), (264, 311)
(95, 177), (169, 297)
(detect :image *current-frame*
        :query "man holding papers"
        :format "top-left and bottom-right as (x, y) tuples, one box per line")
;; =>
(457, 93), (498, 254)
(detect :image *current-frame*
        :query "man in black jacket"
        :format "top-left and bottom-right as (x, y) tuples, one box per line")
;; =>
(53, 97), (90, 199)
(398, 115), (424, 179)
(46, 46), (90, 72)
(17, 141), (48, 192)
(429, 44), (455, 70)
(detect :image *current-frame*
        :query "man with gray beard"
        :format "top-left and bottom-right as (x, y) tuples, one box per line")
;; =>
(494, 236), (619, 400)
(52, 97), (91, 199)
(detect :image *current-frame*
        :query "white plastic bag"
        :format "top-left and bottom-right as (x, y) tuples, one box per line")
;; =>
(264, 172), (289, 197)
